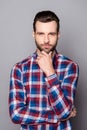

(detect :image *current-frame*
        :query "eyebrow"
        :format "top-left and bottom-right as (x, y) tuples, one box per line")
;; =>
(36, 32), (57, 34)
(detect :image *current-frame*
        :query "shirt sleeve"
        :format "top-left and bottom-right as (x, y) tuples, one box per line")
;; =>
(45, 62), (79, 120)
(9, 64), (45, 125)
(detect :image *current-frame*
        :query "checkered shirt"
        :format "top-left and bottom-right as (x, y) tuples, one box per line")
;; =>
(9, 51), (79, 130)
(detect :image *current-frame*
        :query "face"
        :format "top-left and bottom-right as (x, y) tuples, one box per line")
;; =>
(33, 21), (60, 53)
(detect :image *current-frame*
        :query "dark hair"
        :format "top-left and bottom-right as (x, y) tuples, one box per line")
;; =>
(33, 10), (60, 33)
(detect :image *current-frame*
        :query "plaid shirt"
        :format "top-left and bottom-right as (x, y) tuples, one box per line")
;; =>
(9, 51), (79, 130)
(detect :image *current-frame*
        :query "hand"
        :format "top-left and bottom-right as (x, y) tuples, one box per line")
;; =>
(61, 107), (77, 121)
(36, 51), (55, 76)
(69, 107), (77, 118)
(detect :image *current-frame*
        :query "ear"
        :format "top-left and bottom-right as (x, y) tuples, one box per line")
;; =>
(32, 31), (35, 38)
(58, 32), (60, 39)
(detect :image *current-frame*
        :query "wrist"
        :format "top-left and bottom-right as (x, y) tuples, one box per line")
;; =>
(45, 69), (55, 77)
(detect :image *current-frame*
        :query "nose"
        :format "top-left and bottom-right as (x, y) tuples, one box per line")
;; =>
(44, 35), (49, 43)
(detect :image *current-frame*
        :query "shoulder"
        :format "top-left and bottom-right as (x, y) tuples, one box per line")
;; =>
(55, 52), (79, 70)
(15, 56), (31, 66)
(11, 54), (34, 72)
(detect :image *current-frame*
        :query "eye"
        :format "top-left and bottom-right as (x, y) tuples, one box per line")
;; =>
(37, 32), (44, 36)
(49, 33), (57, 36)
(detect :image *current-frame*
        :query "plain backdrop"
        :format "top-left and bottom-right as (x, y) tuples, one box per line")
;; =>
(0, 0), (87, 130)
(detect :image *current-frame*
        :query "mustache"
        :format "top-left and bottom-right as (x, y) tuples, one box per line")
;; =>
(41, 43), (52, 46)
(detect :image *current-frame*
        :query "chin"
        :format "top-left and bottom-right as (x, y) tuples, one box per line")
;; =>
(43, 49), (51, 54)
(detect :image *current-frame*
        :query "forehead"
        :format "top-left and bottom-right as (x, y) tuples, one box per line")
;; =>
(35, 21), (57, 32)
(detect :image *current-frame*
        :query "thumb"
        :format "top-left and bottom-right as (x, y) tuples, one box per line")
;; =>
(49, 51), (52, 57)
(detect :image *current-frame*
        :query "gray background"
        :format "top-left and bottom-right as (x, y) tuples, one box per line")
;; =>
(0, 0), (87, 130)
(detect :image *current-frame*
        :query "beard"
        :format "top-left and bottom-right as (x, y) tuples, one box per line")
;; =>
(35, 40), (57, 54)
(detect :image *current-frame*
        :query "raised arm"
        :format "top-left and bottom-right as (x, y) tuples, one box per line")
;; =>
(45, 62), (79, 120)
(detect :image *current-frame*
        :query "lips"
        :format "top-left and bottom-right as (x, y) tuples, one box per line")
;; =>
(42, 44), (52, 48)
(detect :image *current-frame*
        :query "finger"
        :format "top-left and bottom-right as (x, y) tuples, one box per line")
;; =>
(49, 51), (52, 57)
(73, 107), (76, 111)
(71, 111), (76, 117)
(36, 59), (38, 64)
(41, 51), (48, 56)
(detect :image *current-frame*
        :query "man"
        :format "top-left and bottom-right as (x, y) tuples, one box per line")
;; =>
(9, 10), (79, 130)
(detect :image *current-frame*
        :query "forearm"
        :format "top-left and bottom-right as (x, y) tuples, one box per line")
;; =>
(46, 74), (72, 119)
(9, 103), (44, 124)
(45, 63), (79, 120)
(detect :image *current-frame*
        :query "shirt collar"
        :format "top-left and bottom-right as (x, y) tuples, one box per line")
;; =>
(32, 50), (58, 60)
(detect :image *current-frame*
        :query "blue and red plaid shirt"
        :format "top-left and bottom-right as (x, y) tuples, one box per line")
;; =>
(9, 50), (79, 130)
